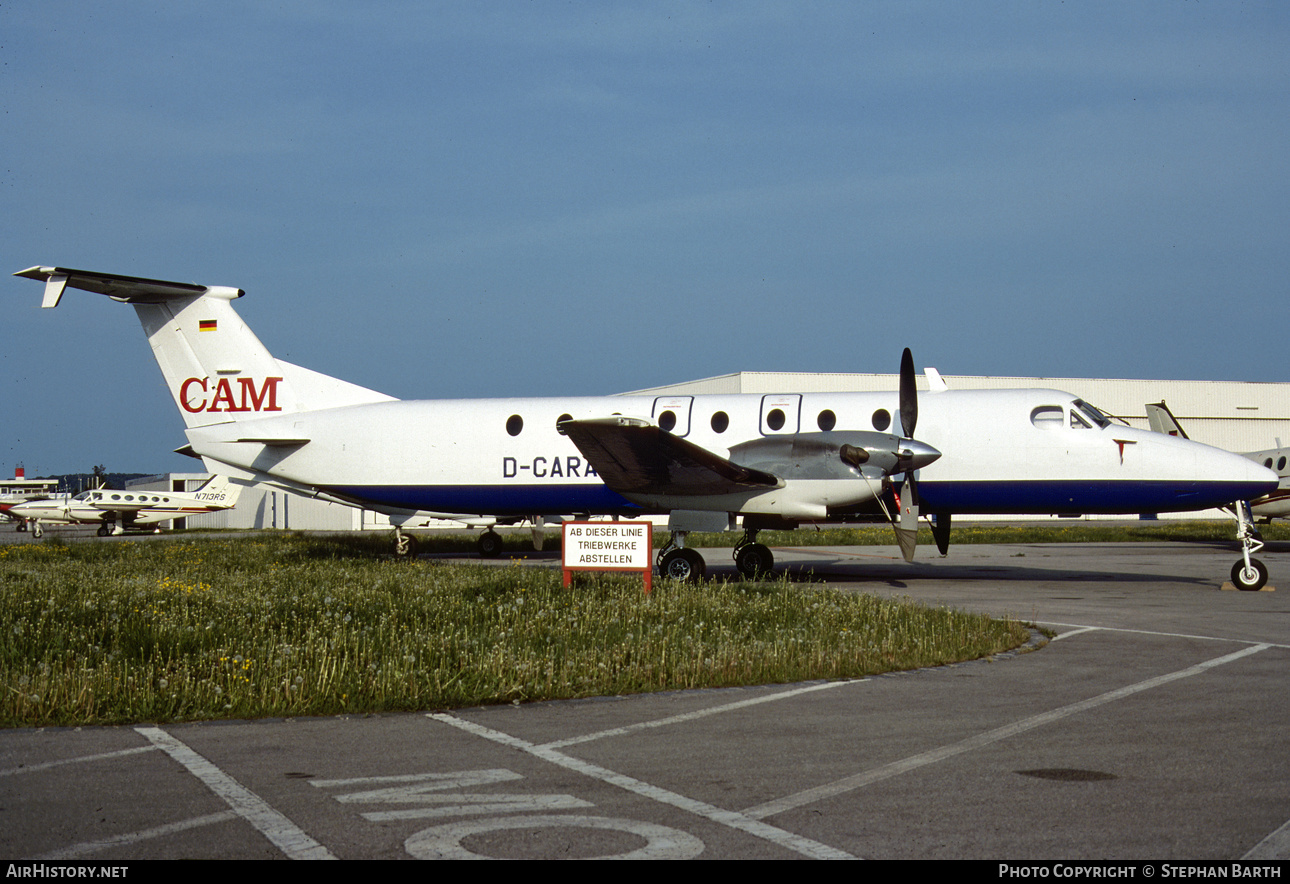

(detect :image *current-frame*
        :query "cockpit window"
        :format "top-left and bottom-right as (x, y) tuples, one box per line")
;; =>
(1070, 410), (1092, 429)
(1071, 399), (1111, 429)
(1030, 406), (1064, 428)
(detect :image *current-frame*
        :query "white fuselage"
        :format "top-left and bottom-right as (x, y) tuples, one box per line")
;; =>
(185, 387), (1275, 520)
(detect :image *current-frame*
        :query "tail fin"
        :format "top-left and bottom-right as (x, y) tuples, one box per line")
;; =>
(1145, 401), (1189, 439)
(192, 474), (242, 507)
(16, 266), (395, 428)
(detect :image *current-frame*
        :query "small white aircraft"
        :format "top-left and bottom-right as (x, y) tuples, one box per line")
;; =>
(14, 266), (1278, 587)
(8, 474), (241, 537)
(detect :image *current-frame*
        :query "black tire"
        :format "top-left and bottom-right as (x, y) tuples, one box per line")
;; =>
(661, 548), (706, 582)
(735, 543), (775, 579)
(477, 530), (503, 558)
(1231, 558), (1269, 591)
(32, 523), (43, 538)
(97, 523), (111, 537)
(394, 533), (418, 558)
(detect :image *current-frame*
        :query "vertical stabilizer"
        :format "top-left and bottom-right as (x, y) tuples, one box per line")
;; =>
(15, 266), (395, 429)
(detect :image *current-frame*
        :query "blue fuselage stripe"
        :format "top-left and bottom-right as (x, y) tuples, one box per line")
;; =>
(327, 484), (639, 515)
(917, 480), (1268, 514)
(326, 479), (1266, 517)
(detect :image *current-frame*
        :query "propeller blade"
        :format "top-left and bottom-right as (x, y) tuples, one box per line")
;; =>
(930, 512), (951, 556)
(891, 348), (922, 561)
(899, 347), (918, 439)
(895, 473), (920, 563)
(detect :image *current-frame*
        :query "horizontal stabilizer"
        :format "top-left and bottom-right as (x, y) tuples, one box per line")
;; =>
(559, 417), (779, 497)
(15, 266), (241, 307)
(234, 437), (311, 447)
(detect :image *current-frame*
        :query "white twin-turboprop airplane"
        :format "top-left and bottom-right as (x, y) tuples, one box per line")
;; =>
(15, 266), (1279, 587)
(7, 474), (241, 537)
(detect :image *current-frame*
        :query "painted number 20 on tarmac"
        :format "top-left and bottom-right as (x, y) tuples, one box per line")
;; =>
(310, 768), (704, 860)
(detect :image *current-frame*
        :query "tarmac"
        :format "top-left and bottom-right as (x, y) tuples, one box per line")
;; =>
(1, 535), (1287, 860)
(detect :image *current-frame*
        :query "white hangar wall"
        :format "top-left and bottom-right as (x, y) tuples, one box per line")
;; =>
(626, 372), (1290, 454)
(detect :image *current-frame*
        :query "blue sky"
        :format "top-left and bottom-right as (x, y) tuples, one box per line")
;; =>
(4, 2), (1288, 475)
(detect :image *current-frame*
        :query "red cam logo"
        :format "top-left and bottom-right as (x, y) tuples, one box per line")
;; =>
(180, 376), (283, 414)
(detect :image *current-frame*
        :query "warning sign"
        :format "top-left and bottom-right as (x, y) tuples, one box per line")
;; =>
(562, 521), (653, 592)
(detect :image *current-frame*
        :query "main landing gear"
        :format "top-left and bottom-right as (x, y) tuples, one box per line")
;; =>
(393, 527), (418, 558)
(477, 529), (503, 558)
(1230, 500), (1269, 591)
(657, 531), (706, 582)
(733, 529), (774, 579)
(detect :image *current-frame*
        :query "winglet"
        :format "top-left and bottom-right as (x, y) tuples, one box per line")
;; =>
(41, 272), (68, 309)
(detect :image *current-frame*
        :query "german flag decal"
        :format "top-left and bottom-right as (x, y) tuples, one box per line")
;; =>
(198, 320), (217, 332)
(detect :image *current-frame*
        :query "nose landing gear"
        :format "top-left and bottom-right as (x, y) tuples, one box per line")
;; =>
(1231, 500), (1268, 591)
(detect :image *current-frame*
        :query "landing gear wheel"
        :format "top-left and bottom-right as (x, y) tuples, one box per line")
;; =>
(15, 520), (25, 533)
(660, 548), (706, 582)
(477, 530), (503, 558)
(394, 532), (418, 558)
(734, 543), (774, 579)
(1231, 558), (1268, 591)
(97, 523), (111, 537)
(32, 523), (43, 539)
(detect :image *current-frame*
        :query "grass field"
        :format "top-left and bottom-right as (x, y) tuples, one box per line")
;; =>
(0, 532), (1031, 727)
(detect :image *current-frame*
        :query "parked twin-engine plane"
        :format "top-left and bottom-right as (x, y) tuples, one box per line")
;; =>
(14, 266), (1278, 585)
(7, 474), (241, 537)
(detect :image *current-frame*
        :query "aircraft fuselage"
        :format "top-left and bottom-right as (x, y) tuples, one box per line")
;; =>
(185, 387), (1273, 520)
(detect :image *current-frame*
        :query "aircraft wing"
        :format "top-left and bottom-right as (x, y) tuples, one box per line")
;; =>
(558, 417), (780, 497)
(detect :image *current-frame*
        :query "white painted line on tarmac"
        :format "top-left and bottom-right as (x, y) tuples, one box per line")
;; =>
(1243, 817), (1290, 860)
(0, 744), (157, 777)
(37, 811), (238, 859)
(1050, 626), (1100, 641)
(742, 643), (1272, 820)
(541, 679), (858, 749)
(136, 726), (336, 860)
(1039, 620), (1290, 649)
(428, 712), (855, 860)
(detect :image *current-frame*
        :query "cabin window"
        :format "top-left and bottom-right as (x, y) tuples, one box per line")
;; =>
(872, 409), (891, 432)
(1030, 406), (1064, 428)
(1280, 457), (1287, 472)
(1264, 458), (1273, 469)
(766, 408), (786, 431)
(506, 414), (523, 436)
(711, 411), (729, 433)
(817, 409), (836, 431)
(658, 410), (677, 432)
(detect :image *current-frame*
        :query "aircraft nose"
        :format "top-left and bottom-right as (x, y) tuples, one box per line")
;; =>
(1205, 445), (1280, 501)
